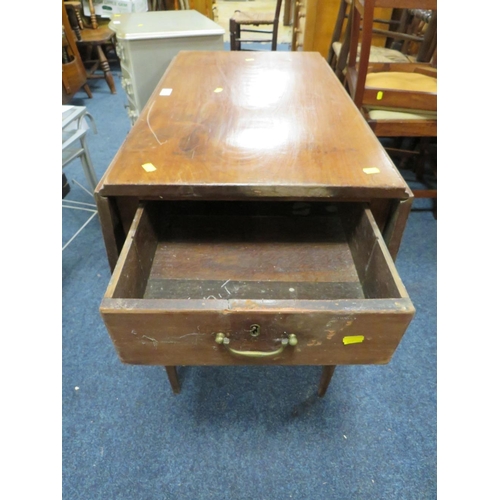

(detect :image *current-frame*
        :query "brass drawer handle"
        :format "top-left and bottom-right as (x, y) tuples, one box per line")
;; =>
(215, 332), (297, 358)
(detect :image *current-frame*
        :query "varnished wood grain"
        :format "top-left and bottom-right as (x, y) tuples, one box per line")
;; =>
(339, 203), (409, 298)
(100, 298), (414, 366)
(150, 213), (358, 284)
(95, 193), (125, 270)
(96, 51), (410, 201)
(111, 204), (157, 299)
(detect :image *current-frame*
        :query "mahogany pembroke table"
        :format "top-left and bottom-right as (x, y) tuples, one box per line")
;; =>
(95, 51), (415, 397)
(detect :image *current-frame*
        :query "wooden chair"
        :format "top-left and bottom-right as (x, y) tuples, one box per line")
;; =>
(344, 0), (437, 200)
(328, 0), (436, 83)
(230, 0), (283, 51)
(62, 0), (92, 103)
(64, 0), (117, 94)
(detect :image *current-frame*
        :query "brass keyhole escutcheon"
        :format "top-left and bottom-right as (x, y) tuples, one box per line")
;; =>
(249, 324), (261, 337)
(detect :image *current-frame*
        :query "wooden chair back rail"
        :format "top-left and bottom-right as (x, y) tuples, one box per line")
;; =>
(86, 0), (99, 29)
(416, 11), (436, 62)
(328, 0), (435, 83)
(329, 0), (402, 61)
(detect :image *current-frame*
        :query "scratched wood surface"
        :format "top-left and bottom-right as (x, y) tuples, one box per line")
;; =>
(96, 51), (411, 200)
(105, 200), (410, 301)
(150, 215), (356, 282)
(145, 205), (362, 300)
(100, 303), (415, 366)
(101, 201), (414, 366)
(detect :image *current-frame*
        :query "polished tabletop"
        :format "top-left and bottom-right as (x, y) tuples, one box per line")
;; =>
(97, 51), (410, 200)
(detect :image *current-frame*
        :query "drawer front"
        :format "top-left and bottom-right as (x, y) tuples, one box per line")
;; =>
(100, 201), (414, 367)
(101, 299), (414, 366)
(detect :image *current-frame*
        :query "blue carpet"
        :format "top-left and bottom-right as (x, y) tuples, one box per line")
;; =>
(62, 53), (436, 499)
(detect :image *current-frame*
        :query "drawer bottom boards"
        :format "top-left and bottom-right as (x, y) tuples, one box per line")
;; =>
(100, 201), (414, 366)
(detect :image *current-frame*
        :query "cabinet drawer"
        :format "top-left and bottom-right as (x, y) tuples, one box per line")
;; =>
(100, 201), (414, 366)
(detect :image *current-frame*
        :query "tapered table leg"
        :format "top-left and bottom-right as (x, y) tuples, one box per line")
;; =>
(318, 365), (336, 397)
(165, 366), (181, 394)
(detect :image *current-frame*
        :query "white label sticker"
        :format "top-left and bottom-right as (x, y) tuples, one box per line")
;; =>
(363, 167), (380, 175)
(142, 163), (156, 172)
(160, 88), (172, 96)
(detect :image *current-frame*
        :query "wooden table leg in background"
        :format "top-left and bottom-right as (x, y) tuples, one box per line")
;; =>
(318, 365), (336, 397)
(165, 366), (181, 394)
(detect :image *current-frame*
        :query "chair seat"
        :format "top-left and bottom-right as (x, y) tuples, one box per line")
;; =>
(365, 71), (437, 93)
(333, 42), (411, 63)
(231, 11), (276, 24)
(366, 107), (437, 120)
(77, 25), (115, 44)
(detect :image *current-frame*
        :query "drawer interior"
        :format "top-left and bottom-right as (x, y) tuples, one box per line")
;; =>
(106, 201), (408, 302)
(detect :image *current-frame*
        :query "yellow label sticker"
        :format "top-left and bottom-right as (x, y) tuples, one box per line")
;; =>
(343, 335), (365, 345)
(214, 87), (223, 93)
(363, 167), (380, 175)
(113, 14), (121, 17)
(377, 91), (384, 100)
(142, 163), (156, 173)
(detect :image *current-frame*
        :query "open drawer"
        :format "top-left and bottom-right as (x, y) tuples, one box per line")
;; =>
(100, 201), (415, 366)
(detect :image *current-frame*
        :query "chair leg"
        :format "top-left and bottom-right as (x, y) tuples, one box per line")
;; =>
(415, 137), (430, 182)
(230, 19), (237, 51)
(398, 137), (418, 170)
(84, 44), (93, 61)
(83, 83), (93, 98)
(96, 44), (116, 94)
(272, 22), (278, 50)
(318, 365), (336, 397)
(165, 366), (181, 394)
(233, 20), (242, 51)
